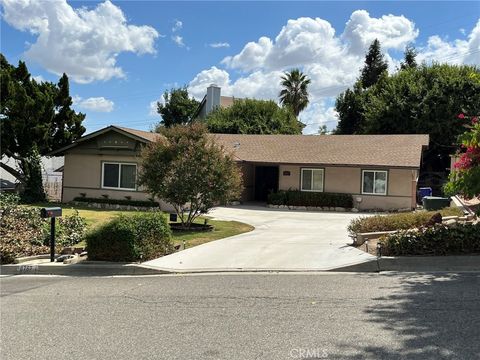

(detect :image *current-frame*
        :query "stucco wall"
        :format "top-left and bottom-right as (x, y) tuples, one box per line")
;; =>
(276, 164), (416, 210)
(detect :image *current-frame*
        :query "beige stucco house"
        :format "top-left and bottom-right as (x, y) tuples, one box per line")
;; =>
(51, 125), (428, 211)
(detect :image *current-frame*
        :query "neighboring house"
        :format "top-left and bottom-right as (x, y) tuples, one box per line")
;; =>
(51, 125), (428, 211)
(192, 84), (239, 120)
(1, 156), (64, 200)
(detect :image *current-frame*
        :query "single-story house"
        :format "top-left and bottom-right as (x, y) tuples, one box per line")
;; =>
(50, 125), (429, 211)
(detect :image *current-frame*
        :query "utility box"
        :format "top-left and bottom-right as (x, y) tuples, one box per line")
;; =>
(422, 196), (451, 211)
(169, 213), (178, 222)
(40, 207), (62, 218)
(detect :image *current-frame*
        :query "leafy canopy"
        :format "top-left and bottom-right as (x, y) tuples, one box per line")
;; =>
(139, 123), (243, 228)
(156, 86), (200, 128)
(279, 68), (311, 117)
(206, 98), (302, 135)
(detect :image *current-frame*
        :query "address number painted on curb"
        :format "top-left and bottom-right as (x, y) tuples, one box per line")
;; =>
(17, 264), (39, 273)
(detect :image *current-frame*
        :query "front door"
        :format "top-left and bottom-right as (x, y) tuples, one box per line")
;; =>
(254, 166), (279, 201)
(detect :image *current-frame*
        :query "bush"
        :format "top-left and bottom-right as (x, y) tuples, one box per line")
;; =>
(380, 223), (480, 256)
(86, 212), (173, 262)
(267, 190), (353, 208)
(73, 197), (159, 208)
(0, 195), (87, 263)
(347, 207), (464, 236)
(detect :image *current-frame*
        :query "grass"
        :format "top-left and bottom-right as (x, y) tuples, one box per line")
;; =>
(26, 202), (254, 249)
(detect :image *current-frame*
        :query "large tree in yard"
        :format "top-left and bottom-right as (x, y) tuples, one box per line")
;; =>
(279, 68), (311, 117)
(0, 54), (85, 201)
(156, 86), (200, 128)
(206, 98), (302, 134)
(139, 123), (243, 229)
(360, 39), (388, 88)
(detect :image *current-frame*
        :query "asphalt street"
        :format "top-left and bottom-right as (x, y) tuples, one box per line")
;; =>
(1, 273), (479, 360)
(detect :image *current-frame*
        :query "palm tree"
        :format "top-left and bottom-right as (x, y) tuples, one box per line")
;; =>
(279, 69), (311, 117)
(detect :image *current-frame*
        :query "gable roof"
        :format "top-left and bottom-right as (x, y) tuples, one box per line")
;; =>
(48, 125), (161, 156)
(212, 134), (429, 169)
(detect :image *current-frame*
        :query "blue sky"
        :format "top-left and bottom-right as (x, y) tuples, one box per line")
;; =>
(1, 1), (479, 134)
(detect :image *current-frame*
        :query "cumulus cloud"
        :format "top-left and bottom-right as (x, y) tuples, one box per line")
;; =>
(1, 0), (159, 83)
(74, 96), (114, 112)
(209, 42), (230, 48)
(299, 100), (338, 134)
(418, 19), (480, 65)
(342, 10), (419, 55)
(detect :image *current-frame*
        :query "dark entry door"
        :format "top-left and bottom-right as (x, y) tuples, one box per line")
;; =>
(254, 166), (279, 201)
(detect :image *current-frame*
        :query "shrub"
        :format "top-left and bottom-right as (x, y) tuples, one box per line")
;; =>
(73, 197), (159, 208)
(347, 207), (465, 236)
(380, 223), (480, 256)
(267, 190), (353, 208)
(86, 212), (173, 262)
(0, 196), (87, 263)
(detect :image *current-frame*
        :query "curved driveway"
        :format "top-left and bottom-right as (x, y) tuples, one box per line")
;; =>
(144, 205), (375, 272)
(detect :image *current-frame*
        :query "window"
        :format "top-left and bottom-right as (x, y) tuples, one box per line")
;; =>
(301, 168), (324, 192)
(362, 170), (387, 195)
(102, 162), (137, 190)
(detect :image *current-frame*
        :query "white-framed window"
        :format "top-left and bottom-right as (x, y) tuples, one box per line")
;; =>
(362, 170), (388, 195)
(102, 162), (137, 190)
(301, 168), (324, 192)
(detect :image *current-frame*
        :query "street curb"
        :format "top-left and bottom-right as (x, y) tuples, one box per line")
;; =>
(332, 255), (480, 272)
(0, 261), (171, 276)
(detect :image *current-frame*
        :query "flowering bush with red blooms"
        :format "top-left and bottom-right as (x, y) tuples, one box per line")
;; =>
(444, 113), (480, 198)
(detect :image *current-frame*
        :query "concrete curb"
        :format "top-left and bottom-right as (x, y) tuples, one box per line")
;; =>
(0, 261), (171, 276)
(332, 255), (480, 272)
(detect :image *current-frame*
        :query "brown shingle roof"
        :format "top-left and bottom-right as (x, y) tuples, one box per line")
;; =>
(115, 126), (161, 142)
(212, 134), (429, 168)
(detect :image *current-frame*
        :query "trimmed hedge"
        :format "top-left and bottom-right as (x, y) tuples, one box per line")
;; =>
(73, 197), (159, 208)
(85, 212), (173, 262)
(380, 223), (480, 256)
(267, 190), (353, 208)
(347, 207), (464, 236)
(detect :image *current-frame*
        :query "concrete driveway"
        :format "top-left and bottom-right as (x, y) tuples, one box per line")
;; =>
(144, 205), (375, 272)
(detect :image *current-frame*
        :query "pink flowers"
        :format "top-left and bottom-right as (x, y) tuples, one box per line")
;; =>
(454, 146), (480, 170)
(472, 116), (478, 124)
(458, 113), (465, 119)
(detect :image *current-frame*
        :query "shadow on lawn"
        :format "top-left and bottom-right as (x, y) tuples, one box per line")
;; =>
(337, 272), (480, 359)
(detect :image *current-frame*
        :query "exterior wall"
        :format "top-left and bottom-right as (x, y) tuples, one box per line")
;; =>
(238, 163), (254, 201)
(62, 151), (174, 211)
(276, 164), (417, 211)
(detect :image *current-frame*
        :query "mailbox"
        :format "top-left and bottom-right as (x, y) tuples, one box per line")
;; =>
(40, 207), (62, 218)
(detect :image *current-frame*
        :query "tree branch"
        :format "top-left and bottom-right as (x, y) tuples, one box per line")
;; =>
(0, 161), (25, 183)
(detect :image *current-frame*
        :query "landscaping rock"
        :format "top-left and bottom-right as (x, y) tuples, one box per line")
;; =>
(335, 207), (346, 212)
(443, 219), (458, 227)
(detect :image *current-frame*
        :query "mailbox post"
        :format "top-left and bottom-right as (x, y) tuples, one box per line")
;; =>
(40, 207), (62, 262)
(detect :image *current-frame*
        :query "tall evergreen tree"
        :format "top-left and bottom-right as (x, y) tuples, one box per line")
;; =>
(400, 45), (418, 70)
(334, 81), (365, 134)
(360, 39), (388, 88)
(279, 68), (311, 117)
(0, 54), (85, 201)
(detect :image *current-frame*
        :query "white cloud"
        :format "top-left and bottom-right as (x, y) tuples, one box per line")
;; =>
(418, 19), (480, 65)
(32, 75), (45, 83)
(209, 42), (230, 48)
(1, 0), (159, 83)
(299, 100), (338, 134)
(172, 35), (186, 48)
(74, 96), (114, 112)
(172, 19), (182, 32)
(342, 10), (419, 55)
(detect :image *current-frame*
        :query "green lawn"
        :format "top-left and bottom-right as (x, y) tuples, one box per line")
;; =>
(27, 202), (254, 249)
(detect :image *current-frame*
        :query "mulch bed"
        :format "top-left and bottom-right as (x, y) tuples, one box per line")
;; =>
(169, 223), (214, 232)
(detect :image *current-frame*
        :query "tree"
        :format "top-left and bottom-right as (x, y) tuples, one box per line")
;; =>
(360, 39), (388, 88)
(318, 124), (328, 135)
(139, 123), (243, 229)
(156, 87), (200, 128)
(362, 64), (480, 173)
(334, 81), (366, 134)
(444, 113), (480, 198)
(0, 54), (85, 201)
(206, 98), (302, 134)
(279, 68), (311, 117)
(400, 45), (418, 70)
